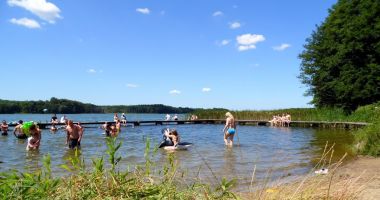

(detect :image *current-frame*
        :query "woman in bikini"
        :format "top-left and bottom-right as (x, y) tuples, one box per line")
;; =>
(223, 112), (236, 146)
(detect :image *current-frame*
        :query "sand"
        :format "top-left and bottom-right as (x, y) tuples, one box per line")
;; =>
(239, 156), (380, 199)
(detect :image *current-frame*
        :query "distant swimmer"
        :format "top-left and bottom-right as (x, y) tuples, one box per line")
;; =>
(51, 114), (59, 131)
(26, 124), (41, 151)
(1, 120), (9, 136)
(223, 112), (236, 146)
(13, 120), (27, 139)
(102, 122), (112, 136)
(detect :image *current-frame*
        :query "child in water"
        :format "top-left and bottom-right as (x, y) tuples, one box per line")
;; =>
(166, 129), (180, 147)
(26, 124), (41, 150)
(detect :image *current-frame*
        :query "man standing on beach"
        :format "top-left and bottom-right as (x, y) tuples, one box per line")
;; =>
(65, 120), (83, 149)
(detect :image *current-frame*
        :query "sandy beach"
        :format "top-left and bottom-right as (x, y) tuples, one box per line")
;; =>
(240, 156), (380, 199)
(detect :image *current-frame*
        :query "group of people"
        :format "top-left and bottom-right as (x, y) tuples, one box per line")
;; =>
(113, 113), (127, 125)
(269, 113), (292, 127)
(163, 112), (236, 147)
(2, 114), (85, 151)
(164, 114), (178, 121)
(101, 120), (121, 137)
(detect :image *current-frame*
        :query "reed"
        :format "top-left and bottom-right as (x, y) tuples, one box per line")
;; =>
(192, 102), (380, 123)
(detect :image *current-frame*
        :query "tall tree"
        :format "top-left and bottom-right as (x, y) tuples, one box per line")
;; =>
(299, 0), (380, 112)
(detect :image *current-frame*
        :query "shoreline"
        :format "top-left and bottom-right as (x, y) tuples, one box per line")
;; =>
(239, 156), (380, 199)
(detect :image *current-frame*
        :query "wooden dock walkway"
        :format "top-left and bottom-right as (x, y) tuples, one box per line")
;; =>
(7, 119), (368, 129)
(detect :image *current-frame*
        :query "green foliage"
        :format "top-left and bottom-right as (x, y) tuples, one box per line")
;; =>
(106, 137), (122, 173)
(354, 119), (380, 156)
(299, 0), (380, 112)
(0, 97), (102, 114)
(0, 98), (198, 114)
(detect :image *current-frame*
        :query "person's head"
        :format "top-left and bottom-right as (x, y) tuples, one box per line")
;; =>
(67, 120), (74, 126)
(170, 129), (178, 136)
(225, 112), (234, 119)
(18, 120), (23, 125)
(30, 124), (37, 131)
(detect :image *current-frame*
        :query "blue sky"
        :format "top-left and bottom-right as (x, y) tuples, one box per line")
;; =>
(0, 0), (337, 110)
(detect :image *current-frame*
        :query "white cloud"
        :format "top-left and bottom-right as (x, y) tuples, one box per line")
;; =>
(212, 11), (223, 17)
(169, 90), (181, 95)
(87, 69), (96, 73)
(238, 45), (256, 51)
(236, 34), (265, 51)
(136, 8), (150, 14)
(221, 40), (230, 45)
(8, 0), (62, 24)
(216, 39), (230, 46)
(10, 17), (40, 28)
(273, 43), (291, 51)
(126, 83), (138, 88)
(202, 88), (211, 92)
(230, 21), (241, 29)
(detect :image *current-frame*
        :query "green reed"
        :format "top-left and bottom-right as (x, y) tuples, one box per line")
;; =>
(192, 102), (380, 123)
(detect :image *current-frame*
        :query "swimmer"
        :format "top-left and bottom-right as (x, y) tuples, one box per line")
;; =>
(1, 120), (9, 136)
(13, 120), (27, 139)
(222, 112), (236, 146)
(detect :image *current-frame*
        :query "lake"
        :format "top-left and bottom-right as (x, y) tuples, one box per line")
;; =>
(0, 114), (354, 191)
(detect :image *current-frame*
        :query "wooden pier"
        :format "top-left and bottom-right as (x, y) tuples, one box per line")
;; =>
(7, 119), (368, 129)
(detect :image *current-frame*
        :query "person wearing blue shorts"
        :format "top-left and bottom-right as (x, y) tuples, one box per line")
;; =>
(223, 112), (237, 146)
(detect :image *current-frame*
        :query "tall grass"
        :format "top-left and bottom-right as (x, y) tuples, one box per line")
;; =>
(193, 102), (380, 123)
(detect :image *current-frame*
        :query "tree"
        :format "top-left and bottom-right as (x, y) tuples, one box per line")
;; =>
(299, 0), (380, 112)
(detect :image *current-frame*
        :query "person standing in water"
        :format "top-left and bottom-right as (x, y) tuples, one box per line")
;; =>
(26, 124), (41, 150)
(1, 120), (9, 135)
(65, 120), (83, 149)
(13, 120), (27, 139)
(223, 112), (236, 146)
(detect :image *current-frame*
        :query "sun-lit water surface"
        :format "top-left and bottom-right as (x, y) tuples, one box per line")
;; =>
(0, 114), (354, 191)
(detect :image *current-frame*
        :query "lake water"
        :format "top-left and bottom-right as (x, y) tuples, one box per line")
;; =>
(0, 114), (354, 191)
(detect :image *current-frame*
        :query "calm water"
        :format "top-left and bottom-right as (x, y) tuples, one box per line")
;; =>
(0, 114), (354, 191)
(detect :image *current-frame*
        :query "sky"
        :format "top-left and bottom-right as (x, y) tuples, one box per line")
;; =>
(0, 0), (337, 110)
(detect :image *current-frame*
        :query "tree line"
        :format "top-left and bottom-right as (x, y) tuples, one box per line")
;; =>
(0, 98), (197, 114)
(299, 0), (380, 112)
